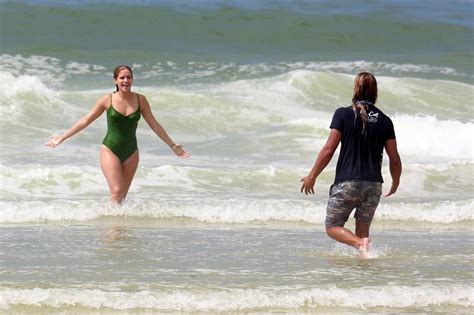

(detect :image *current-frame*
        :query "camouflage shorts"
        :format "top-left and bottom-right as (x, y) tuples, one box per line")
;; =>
(326, 180), (382, 227)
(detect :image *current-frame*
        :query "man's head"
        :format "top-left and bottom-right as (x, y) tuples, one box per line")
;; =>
(352, 72), (377, 105)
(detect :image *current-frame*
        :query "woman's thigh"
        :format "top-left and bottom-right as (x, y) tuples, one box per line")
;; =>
(100, 145), (124, 192)
(121, 150), (139, 195)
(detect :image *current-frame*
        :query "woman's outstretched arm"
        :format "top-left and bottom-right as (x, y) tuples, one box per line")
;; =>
(139, 94), (189, 158)
(46, 94), (109, 147)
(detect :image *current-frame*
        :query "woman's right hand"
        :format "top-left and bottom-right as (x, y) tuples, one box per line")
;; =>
(171, 144), (189, 158)
(45, 135), (63, 148)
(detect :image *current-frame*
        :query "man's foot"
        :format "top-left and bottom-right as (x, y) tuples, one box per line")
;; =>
(359, 237), (370, 259)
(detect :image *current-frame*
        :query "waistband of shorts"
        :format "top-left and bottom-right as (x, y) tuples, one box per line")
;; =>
(334, 179), (382, 185)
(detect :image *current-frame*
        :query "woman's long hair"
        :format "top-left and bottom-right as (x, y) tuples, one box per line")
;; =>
(113, 65), (134, 92)
(352, 72), (378, 134)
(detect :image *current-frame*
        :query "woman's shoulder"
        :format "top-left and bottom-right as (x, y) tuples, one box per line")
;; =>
(134, 92), (147, 99)
(98, 93), (112, 102)
(93, 93), (112, 109)
(135, 92), (150, 107)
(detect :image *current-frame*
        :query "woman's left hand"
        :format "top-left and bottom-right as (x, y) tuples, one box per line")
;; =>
(171, 144), (189, 158)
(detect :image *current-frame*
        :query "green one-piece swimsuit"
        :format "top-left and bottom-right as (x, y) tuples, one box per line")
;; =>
(102, 94), (141, 162)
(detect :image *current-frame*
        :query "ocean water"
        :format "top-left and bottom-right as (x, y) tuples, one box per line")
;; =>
(1, 0), (473, 313)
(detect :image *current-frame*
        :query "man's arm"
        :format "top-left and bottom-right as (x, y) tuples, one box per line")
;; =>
(384, 138), (402, 197)
(300, 128), (341, 195)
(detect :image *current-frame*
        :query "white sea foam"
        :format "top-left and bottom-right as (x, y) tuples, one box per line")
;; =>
(0, 54), (65, 85)
(0, 197), (472, 225)
(3, 53), (464, 89)
(0, 164), (302, 198)
(1, 285), (472, 311)
(1, 160), (472, 225)
(0, 165), (105, 198)
(0, 199), (325, 224)
(139, 60), (463, 82)
(302, 61), (460, 77)
(376, 200), (474, 223)
(327, 242), (391, 259)
(1, 54), (106, 85)
(0, 71), (62, 120)
(0, 71), (82, 126)
(65, 61), (106, 74)
(0, 71), (56, 99)
(2, 63), (472, 152)
(286, 113), (473, 161)
(393, 114), (474, 159)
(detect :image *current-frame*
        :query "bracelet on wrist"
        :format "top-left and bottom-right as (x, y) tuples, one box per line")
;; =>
(169, 143), (176, 148)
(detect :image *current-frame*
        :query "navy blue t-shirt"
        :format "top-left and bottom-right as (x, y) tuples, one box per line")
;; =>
(330, 105), (396, 183)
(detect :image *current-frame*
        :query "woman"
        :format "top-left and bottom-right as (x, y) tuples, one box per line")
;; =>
(46, 65), (189, 203)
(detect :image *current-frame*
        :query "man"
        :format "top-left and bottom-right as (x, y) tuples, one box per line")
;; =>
(300, 72), (402, 257)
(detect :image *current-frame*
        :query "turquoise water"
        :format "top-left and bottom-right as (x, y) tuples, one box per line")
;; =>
(0, 0), (473, 313)
(1, 0), (473, 85)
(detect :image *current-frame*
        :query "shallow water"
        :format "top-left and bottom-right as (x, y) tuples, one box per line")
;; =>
(1, 223), (472, 313)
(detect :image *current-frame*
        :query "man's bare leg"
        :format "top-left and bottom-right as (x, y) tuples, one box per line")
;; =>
(326, 225), (363, 249)
(355, 220), (371, 257)
(326, 225), (370, 258)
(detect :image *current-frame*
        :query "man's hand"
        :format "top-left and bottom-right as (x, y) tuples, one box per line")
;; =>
(300, 176), (315, 195)
(384, 180), (399, 197)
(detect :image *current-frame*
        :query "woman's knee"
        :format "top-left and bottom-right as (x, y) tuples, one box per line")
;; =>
(109, 185), (124, 201)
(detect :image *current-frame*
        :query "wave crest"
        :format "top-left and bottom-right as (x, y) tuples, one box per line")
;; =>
(0, 198), (471, 225)
(1, 284), (472, 311)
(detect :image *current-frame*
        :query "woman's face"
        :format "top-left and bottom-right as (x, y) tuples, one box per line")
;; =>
(115, 69), (133, 92)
